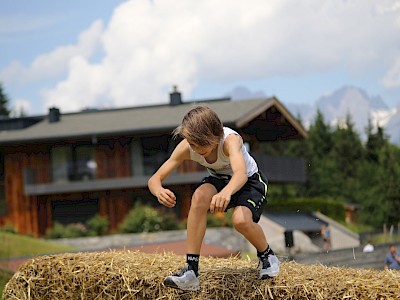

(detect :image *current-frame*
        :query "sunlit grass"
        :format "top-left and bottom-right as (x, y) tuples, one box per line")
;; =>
(0, 269), (12, 296)
(339, 222), (375, 233)
(369, 233), (400, 245)
(0, 232), (75, 259)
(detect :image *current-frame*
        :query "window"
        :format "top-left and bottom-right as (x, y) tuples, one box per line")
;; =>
(52, 198), (99, 225)
(51, 144), (97, 182)
(131, 135), (175, 176)
(73, 145), (97, 181)
(131, 138), (144, 176)
(51, 146), (71, 183)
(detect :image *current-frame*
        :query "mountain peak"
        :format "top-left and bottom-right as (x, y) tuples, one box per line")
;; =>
(286, 85), (398, 143)
(316, 86), (388, 111)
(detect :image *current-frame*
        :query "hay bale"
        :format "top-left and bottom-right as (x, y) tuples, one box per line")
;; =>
(2, 251), (399, 300)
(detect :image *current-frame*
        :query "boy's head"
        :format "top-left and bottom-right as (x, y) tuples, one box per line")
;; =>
(173, 105), (223, 147)
(389, 244), (397, 255)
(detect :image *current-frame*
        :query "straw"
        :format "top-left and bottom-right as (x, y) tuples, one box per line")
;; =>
(3, 251), (399, 300)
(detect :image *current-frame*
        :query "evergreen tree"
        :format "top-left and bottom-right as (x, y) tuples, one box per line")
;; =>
(303, 110), (336, 197)
(0, 83), (11, 117)
(308, 110), (332, 159)
(365, 119), (387, 163)
(330, 114), (364, 202)
(378, 143), (400, 226)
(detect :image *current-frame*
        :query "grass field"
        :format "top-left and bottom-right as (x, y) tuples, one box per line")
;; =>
(0, 232), (75, 259)
(0, 270), (12, 296)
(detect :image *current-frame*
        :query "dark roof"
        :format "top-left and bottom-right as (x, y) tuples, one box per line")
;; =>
(0, 97), (307, 144)
(265, 212), (328, 232)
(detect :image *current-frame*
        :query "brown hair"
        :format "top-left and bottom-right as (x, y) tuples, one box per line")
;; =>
(173, 105), (224, 146)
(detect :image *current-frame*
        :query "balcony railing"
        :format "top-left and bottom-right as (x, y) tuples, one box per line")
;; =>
(22, 154), (305, 196)
(23, 169), (209, 196)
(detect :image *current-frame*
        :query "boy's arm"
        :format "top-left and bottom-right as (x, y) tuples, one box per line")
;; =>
(210, 134), (248, 213)
(148, 139), (191, 208)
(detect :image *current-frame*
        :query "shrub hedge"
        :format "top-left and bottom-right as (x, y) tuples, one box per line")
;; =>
(266, 197), (345, 221)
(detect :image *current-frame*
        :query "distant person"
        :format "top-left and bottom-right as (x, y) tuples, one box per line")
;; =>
(363, 241), (374, 253)
(384, 244), (400, 270)
(321, 225), (331, 252)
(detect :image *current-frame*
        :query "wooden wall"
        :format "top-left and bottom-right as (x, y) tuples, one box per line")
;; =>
(1, 147), (51, 237)
(96, 139), (131, 179)
(0, 138), (199, 237)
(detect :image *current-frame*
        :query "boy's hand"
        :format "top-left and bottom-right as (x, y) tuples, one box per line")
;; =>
(210, 192), (231, 213)
(157, 188), (176, 208)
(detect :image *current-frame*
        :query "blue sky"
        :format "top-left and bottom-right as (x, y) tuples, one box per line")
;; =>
(1, 0), (400, 116)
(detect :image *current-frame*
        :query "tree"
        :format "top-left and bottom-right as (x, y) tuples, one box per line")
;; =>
(330, 114), (364, 201)
(307, 110), (333, 159)
(0, 83), (11, 117)
(365, 119), (387, 163)
(378, 143), (400, 226)
(303, 110), (337, 197)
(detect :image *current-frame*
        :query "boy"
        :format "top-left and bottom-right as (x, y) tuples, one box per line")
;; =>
(385, 244), (400, 270)
(148, 105), (279, 291)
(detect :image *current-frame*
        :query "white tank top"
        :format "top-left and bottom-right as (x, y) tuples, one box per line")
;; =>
(189, 127), (258, 177)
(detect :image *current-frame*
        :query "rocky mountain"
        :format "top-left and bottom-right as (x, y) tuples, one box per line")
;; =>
(227, 85), (399, 143)
(286, 86), (399, 143)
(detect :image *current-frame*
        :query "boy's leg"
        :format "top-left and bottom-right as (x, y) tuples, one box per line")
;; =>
(186, 183), (217, 254)
(232, 206), (279, 279)
(232, 206), (268, 251)
(164, 183), (216, 291)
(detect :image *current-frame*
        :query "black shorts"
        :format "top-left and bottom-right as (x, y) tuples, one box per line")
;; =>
(199, 171), (268, 223)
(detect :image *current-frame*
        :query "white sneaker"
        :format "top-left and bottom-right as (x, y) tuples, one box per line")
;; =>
(259, 253), (280, 279)
(163, 264), (200, 291)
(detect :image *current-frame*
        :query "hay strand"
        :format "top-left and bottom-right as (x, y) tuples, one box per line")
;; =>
(2, 251), (399, 300)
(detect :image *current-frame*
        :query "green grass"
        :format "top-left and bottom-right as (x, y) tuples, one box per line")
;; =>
(0, 232), (75, 259)
(339, 222), (375, 234)
(369, 234), (400, 245)
(0, 232), (76, 296)
(0, 269), (13, 296)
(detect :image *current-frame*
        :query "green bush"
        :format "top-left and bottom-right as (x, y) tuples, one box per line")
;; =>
(45, 222), (66, 239)
(45, 222), (87, 239)
(119, 202), (180, 233)
(86, 214), (109, 236)
(0, 224), (16, 234)
(266, 197), (345, 221)
(45, 214), (110, 239)
(157, 208), (180, 231)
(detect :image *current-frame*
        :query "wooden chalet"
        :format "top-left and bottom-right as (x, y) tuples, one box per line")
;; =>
(0, 90), (307, 237)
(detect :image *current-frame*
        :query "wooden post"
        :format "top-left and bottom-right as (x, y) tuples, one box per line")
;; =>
(383, 223), (387, 243)
(389, 224), (394, 242)
(398, 222), (400, 239)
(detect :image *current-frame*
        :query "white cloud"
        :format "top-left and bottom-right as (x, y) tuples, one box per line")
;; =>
(382, 57), (400, 88)
(0, 20), (104, 85)
(10, 98), (32, 117)
(42, 56), (111, 111)
(4, 0), (400, 113)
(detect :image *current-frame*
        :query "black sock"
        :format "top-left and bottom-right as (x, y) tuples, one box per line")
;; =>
(257, 245), (274, 258)
(186, 254), (200, 276)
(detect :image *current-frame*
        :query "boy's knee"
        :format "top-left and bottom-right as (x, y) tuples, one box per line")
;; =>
(191, 189), (211, 211)
(232, 215), (251, 231)
(232, 207), (254, 231)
